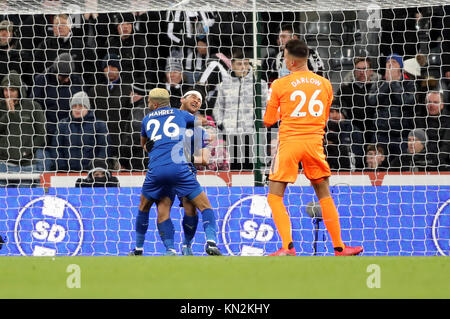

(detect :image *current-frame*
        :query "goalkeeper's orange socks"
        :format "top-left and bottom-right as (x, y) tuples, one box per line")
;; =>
(319, 196), (345, 250)
(268, 193), (293, 249)
(268, 192), (345, 251)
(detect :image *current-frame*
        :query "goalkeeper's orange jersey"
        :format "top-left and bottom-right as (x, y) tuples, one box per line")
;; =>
(263, 70), (334, 140)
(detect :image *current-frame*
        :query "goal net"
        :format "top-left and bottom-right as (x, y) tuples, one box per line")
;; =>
(0, 0), (448, 256)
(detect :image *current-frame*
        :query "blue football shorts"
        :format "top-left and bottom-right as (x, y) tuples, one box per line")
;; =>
(141, 164), (203, 202)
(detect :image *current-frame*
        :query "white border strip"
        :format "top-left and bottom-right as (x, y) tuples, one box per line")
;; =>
(41, 172), (450, 187)
(432, 199), (450, 256)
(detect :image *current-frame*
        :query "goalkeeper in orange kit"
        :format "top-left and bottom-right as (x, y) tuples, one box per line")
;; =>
(264, 39), (363, 256)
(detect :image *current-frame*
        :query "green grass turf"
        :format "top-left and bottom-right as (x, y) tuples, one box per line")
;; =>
(1, 256), (449, 299)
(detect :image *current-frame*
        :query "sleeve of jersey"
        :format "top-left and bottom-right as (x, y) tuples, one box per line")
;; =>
(141, 118), (147, 138)
(184, 111), (196, 128)
(263, 82), (281, 127)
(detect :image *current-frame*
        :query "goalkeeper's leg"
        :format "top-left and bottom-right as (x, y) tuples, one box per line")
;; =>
(267, 180), (296, 256)
(311, 177), (363, 256)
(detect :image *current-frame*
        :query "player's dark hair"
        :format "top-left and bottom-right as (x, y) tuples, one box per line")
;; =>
(232, 47), (252, 61)
(280, 23), (299, 36)
(232, 48), (244, 60)
(366, 144), (385, 155)
(354, 56), (372, 68)
(285, 39), (309, 59)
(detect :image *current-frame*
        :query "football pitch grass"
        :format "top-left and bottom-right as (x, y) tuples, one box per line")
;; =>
(1, 256), (449, 299)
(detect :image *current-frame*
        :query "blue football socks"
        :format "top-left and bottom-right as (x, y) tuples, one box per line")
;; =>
(182, 214), (199, 246)
(135, 210), (149, 250)
(201, 208), (217, 243)
(157, 218), (175, 251)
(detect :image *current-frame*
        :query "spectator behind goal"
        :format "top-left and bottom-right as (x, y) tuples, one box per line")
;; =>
(195, 51), (232, 115)
(75, 161), (120, 188)
(33, 13), (96, 83)
(367, 53), (416, 163)
(262, 23), (325, 84)
(332, 56), (378, 165)
(415, 90), (450, 170)
(364, 144), (388, 171)
(0, 20), (31, 86)
(213, 48), (268, 170)
(0, 71), (46, 173)
(163, 51), (192, 109)
(390, 129), (437, 172)
(50, 91), (109, 172)
(31, 53), (84, 144)
(182, 35), (209, 85)
(106, 12), (155, 85)
(88, 53), (133, 170)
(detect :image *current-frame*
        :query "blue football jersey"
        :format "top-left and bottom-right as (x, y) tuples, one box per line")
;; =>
(184, 126), (209, 174)
(184, 126), (209, 158)
(141, 107), (196, 169)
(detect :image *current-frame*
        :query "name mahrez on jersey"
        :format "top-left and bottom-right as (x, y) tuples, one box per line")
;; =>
(149, 108), (175, 118)
(291, 77), (321, 88)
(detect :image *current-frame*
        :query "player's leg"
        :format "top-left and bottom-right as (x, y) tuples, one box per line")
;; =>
(175, 165), (222, 256)
(0, 233), (5, 251)
(267, 180), (296, 256)
(129, 194), (154, 256)
(266, 141), (299, 256)
(156, 196), (177, 256)
(310, 177), (344, 249)
(311, 178), (363, 256)
(188, 191), (222, 256)
(303, 138), (363, 256)
(181, 197), (198, 256)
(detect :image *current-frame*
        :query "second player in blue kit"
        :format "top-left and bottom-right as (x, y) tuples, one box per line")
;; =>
(178, 90), (222, 256)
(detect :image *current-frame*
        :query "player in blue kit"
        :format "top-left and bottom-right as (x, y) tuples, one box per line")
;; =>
(129, 88), (220, 256)
(178, 90), (222, 256)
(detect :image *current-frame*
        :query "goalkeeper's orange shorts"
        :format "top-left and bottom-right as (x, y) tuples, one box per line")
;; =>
(269, 135), (331, 183)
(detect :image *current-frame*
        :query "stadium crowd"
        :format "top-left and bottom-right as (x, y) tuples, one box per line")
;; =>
(0, 5), (449, 177)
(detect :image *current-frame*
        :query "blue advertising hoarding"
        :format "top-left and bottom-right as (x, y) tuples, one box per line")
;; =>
(0, 186), (448, 256)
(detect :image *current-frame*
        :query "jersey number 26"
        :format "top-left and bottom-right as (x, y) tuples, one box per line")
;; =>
(146, 115), (180, 141)
(290, 89), (324, 118)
